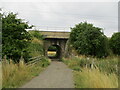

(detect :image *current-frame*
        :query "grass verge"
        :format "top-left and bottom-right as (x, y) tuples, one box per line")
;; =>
(2, 57), (50, 88)
(62, 56), (118, 88)
(0, 62), (2, 89)
(74, 68), (118, 88)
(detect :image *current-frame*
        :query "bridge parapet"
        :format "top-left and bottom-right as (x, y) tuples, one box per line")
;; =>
(40, 31), (70, 39)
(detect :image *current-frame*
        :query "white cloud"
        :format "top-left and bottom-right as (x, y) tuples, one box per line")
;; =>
(1, 2), (118, 37)
(1, 0), (119, 2)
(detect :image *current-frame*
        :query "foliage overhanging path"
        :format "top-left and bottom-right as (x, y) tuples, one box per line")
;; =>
(21, 61), (74, 88)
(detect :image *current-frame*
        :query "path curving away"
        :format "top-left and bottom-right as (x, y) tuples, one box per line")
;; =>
(21, 61), (74, 88)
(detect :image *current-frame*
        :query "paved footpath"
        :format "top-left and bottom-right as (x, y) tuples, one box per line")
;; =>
(21, 61), (74, 88)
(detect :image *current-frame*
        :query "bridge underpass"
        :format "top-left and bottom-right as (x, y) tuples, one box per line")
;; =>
(40, 31), (70, 60)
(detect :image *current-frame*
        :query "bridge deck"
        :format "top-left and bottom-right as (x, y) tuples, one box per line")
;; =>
(40, 31), (70, 39)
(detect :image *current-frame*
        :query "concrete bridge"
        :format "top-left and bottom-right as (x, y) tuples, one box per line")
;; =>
(40, 31), (70, 60)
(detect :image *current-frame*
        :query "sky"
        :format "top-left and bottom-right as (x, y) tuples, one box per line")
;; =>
(1, 0), (119, 37)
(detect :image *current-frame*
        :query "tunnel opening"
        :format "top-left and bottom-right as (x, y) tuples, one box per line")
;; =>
(47, 45), (61, 60)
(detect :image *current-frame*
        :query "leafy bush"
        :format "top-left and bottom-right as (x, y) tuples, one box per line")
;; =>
(41, 57), (51, 67)
(109, 32), (120, 55)
(29, 30), (43, 40)
(2, 12), (32, 62)
(27, 30), (44, 58)
(70, 22), (109, 58)
(28, 42), (43, 57)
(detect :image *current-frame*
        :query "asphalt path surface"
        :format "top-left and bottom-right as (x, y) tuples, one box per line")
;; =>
(21, 61), (74, 88)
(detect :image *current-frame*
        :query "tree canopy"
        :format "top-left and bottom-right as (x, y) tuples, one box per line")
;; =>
(70, 22), (109, 58)
(2, 12), (32, 62)
(109, 32), (120, 55)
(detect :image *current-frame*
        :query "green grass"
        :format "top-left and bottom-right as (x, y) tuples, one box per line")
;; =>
(2, 57), (50, 88)
(62, 56), (118, 88)
(63, 56), (118, 74)
(96, 56), (118, 74)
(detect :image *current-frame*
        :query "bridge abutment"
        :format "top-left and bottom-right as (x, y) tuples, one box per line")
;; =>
(43, 38), (68, 60)
(41, 31), (70, 60)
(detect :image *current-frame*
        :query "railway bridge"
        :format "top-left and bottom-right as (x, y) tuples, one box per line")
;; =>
(40, 31), (70, 60)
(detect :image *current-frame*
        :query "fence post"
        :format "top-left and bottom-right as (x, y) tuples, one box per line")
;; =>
(91, 59), (94, 69)
(86, 57), (90, 68)
(115, 65), (118, 74)
(19, 56), (25, 67)
(3, 55), (8, 65)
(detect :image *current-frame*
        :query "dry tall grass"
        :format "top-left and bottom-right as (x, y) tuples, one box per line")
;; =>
(0, 62), (2, 89)
(74, 68), (118, 88)
(63, 56), (118, 88)
(2, 58), (49, 88)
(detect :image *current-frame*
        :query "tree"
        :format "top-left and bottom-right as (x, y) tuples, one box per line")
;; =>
(2, 12), (32, 62)
(70, 22), (109, 58)
(109, 32), (120, 55)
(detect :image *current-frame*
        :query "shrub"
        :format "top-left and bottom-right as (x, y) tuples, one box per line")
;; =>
(27, 30), (44, 58)
(29, 30), (43, 40)
(70, 22), (109, 58)
(2, 12), (32, 62)
(29, 42), (43, 57)
(109, 32), (120, 55)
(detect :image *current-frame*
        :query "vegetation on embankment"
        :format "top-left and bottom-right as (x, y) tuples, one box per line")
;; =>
(62, 56), (118, 88)
(64, 22), (119, 88)
(74, 68), (118, 88)
(1, 12), (51, 88)
(70, 22), (110, 58)
(28, 30), (44, 57)
(2, 57), (50, 88)
(2, 29), (51, 88)
(2, 12), (32, 62)
(69, 22), (120, 58)
(0, 62), (2, 89)
(2, 12), (44, 62)
(109, 32), (120, 55)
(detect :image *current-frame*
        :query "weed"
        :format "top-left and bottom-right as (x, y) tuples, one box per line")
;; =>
(2, 57), (50, 88)
(74, 68), (118, 88)
(62, 56), (118, 88)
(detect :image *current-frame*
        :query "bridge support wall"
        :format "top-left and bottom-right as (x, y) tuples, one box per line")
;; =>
(43, 38), (68, 60)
